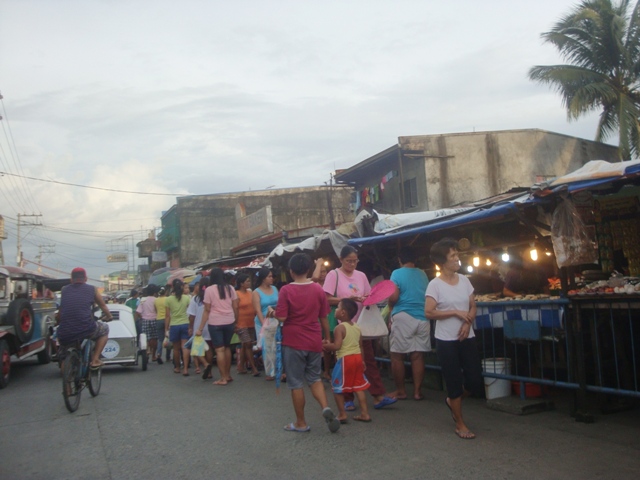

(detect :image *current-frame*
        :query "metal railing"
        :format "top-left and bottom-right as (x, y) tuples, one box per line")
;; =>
(473, 299), (577, 398)
(374, 297), (640, 403)
(571, 296), (640, 399)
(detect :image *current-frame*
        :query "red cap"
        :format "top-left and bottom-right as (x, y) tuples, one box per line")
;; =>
(71, 267), (87, 283)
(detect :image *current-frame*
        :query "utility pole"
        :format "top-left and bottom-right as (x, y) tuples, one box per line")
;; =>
(325, 173), (336, 230)
(0, 214), (6, 265)
(16, 213), (42, 267)
(35, 244), (56, 272)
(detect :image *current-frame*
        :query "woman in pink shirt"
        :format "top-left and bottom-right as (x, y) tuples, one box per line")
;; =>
(136, 285), (158, 362)
(197, 268), (238, 386)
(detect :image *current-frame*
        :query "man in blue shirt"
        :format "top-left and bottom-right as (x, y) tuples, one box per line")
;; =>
(57, 268), (112, 368)
(388, 246), (430, 400)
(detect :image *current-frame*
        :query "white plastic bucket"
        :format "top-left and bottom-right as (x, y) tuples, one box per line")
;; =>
(482, 357), (512, 399)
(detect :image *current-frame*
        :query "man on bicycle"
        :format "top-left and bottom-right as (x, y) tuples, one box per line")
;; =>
(57, 268), (112, 368)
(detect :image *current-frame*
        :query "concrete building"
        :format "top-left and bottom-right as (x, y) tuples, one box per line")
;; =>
(159, 185), (354, 267)
(335, 129), (619, 214)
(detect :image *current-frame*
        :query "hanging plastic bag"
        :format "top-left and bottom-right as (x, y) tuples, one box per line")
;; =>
(191, 335), (206, 357)
(357, 305), (389, 339)
(551, 196), (598, 268)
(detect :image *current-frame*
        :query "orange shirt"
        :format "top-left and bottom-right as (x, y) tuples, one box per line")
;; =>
(236, 289), (256, 329)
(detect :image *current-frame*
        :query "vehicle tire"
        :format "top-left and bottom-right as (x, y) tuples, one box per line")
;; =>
(6, 299), (35, 343)
(62, 351), (81, 412)
(141, 351), (148, 371)
(0, 339), (10, 389)
(37, 332), (52, 365)
(88, 364), (101, 397)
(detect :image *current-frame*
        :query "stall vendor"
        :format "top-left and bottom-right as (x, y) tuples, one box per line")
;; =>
(502, 255), (548, 298)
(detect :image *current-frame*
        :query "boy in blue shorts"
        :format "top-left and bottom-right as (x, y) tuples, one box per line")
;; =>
(323, 298), (371, 423)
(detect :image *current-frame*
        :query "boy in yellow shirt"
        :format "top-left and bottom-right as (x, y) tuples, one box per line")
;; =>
(323, 298), (371, 423)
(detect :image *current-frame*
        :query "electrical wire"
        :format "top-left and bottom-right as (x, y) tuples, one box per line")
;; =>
(0, 170), (184, 196)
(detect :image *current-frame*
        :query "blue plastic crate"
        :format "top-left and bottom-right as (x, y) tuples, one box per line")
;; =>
(504, 319), (540, 341)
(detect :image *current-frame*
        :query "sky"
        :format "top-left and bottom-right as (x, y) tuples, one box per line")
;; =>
(0, 0), (607, 283)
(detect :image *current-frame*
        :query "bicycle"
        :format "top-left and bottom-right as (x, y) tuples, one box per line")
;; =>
(61, 321), (106, 413)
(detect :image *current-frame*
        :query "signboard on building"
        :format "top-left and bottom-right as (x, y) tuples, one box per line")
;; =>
(107, 253), (128, 263)
(152, 251), (168, 262)
(237, 205), (274, 243)
(0, 215), (5, 239)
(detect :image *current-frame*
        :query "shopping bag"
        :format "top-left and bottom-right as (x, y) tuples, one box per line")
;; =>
(191, 335), (206, 357)
(258, 317), (278, 346)
(357, 305), (389, 339)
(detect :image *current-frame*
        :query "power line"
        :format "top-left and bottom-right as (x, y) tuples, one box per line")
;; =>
(0, 170), (184, 196)
(0, 94), (41, 214)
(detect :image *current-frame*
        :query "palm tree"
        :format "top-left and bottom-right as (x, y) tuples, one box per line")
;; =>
(529, 0), (640, 160)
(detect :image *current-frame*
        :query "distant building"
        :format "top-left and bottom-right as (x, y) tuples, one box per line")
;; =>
(335, 129), (619, 214)
(101, 270), (136, 292)
(158, 185), (353, 267)
(136, 231), (162, 285)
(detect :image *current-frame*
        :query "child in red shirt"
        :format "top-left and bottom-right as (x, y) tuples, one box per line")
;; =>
(275, 253), (341, 433)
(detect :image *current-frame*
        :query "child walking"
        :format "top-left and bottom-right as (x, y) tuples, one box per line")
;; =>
(275, 253), (341, 433)
(323, 298), (371, 423)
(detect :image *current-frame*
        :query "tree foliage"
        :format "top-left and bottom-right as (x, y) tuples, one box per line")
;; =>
(529, 0), (640, 159)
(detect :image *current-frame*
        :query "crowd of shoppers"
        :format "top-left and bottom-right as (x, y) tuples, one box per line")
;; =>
(111, 237), (483, 438)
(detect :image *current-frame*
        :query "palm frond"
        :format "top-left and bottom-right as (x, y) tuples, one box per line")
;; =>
(531, 0), (640, 158)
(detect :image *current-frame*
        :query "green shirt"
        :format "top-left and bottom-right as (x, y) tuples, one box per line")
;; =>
(165, 295), (190, 326)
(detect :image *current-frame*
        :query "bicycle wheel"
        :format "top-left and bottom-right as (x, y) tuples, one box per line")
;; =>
(88, 363), (102, 396)
(62, 351), (82, 412)
(85, 342), (102, 397)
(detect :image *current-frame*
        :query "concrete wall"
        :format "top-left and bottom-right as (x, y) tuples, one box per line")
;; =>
(399, 129), (619, 210)
(175, 186), (354, 265)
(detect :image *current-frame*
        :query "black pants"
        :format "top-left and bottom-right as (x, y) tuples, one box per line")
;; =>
(436, 337), (484, 399)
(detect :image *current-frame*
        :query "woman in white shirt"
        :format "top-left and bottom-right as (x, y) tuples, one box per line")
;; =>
(425, 238), (483, 440)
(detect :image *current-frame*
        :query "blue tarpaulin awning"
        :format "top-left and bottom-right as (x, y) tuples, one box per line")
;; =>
(348, 202), (520, 246)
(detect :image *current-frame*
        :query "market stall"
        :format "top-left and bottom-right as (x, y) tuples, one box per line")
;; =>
(347, 160), (640, 411)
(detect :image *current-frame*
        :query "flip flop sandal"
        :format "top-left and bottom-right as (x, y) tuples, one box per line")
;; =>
(322, 407), (341, 433)
(373, 396), (397, 409)
(284, 423), (310, 432)
(344, 401), (356, 411)
(202, 364), (213, 380)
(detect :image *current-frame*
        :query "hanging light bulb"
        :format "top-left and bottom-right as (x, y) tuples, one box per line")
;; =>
(473, 254), (480, 267)
(466, 265), (474, 273)
(486, 259), (492, 266)
(323, 260), (330, 266)
(545, 251), (552, 257)
(435, 265), (440, 271)
(530, 242), (538, 261)
(435, 271), (441, 277)
(501, 247), (510, 262)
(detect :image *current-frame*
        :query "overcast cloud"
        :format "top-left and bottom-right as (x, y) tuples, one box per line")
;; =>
(0, 0), (606, 282)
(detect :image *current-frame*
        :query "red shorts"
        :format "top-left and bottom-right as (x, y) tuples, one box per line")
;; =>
(331, 353), (370, 394)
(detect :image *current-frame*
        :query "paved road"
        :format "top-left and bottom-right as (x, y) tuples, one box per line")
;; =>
(1, 356), (639, 479)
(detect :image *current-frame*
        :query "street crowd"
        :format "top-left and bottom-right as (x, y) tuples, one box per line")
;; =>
(117, 240), (483, 438)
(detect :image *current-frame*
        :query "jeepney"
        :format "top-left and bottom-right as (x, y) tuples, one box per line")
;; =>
(0, 266), (64, 389)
